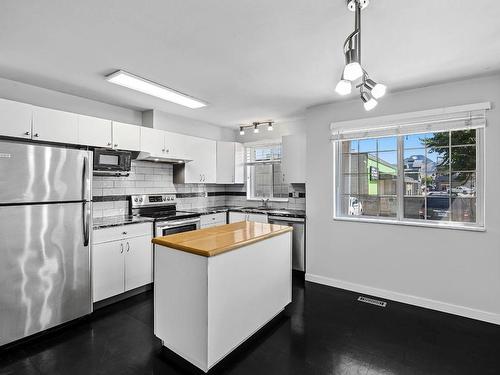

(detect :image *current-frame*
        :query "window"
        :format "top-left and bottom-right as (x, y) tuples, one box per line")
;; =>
(246, 143), (288, 200)
(333, 105), (487, 230)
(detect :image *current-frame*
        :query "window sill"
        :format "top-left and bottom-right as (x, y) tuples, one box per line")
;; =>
(333, 216), (485, 232)
(246, 198), (289, 203)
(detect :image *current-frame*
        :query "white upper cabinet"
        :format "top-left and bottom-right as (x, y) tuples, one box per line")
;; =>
(0, 98), (33, 139)
(78, 115), (112, 148)
(216, 141), (245, 184)
(112, 121), (141, 151)
(234, 142), (245, 184)
(140, 127), (165, 157)
(216, 141), (235, 184)
(281, 134), (306, 183)
(174, 136), (216, 183)
(32, 106), (79, 144)
(164, 131), (189, 160)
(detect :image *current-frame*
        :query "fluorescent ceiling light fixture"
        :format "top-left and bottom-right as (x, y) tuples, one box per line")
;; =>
(106, 70), (207, 109)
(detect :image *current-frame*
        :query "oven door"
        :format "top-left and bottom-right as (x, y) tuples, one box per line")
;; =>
(155, 217), (201, 236)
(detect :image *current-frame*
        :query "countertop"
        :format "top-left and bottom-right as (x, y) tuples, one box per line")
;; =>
(93, 215), (154, 229)
(152, 221), (292, 257)
(185, 206), (306, 219)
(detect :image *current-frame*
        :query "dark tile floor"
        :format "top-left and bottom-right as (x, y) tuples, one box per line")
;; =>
(1, 276), (500, 375)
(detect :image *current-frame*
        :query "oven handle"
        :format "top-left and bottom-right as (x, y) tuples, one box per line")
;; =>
(156, 217), (200, 230)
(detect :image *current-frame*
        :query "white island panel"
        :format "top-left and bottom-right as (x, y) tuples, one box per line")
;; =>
(207, 233), (292, 368)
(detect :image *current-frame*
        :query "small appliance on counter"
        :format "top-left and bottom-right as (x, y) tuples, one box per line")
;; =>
(93, 148), (131, 176)
(129, 194), (201, 236)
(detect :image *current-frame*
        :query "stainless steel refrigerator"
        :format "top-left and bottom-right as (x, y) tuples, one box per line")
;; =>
(0, 140), (92, 346)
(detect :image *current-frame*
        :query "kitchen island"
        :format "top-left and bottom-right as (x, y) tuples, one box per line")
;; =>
(152, 221), (293, 372)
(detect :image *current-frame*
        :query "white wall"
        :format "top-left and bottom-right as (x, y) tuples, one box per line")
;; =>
(305, 74), (500, 324)
(144, 109), (236, 142)
(0, 77), (142, 124)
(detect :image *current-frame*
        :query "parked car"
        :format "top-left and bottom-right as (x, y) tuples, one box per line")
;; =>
(419, 195), (472, 221)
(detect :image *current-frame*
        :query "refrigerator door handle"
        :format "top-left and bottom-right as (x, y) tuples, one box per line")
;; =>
(82, 155), (89, 201)
(83, 201), (90, 246)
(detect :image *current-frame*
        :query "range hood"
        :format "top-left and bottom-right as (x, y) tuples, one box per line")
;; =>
(135, 151), (193, 164)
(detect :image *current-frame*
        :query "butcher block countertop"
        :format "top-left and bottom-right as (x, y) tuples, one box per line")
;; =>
(152, 221), (292, 257)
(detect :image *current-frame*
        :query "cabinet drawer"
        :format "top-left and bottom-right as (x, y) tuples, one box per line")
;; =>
(200, 213), (227, 227)
(93, 222), (152, 244)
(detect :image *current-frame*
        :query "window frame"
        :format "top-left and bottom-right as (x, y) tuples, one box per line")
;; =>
(245, 142), (289, 202)
(333, 129), (485, 231)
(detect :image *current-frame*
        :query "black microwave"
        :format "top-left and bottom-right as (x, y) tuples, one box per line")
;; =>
(93, 148), (131, 172)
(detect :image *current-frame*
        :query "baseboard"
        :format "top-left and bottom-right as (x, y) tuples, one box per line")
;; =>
(305, 273), (500, 325)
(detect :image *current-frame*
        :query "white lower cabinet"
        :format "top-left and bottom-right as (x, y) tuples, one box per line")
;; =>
(200, 213), (227, 228)
(92, 223), (152, 302)
(228, 212), (267, 224)
(92, 241), (125, 302)
(125, 235), (153, 291)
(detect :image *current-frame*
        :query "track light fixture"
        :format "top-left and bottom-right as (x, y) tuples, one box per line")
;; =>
(335, 0), (386, 110)
(238, 121), (275, 136)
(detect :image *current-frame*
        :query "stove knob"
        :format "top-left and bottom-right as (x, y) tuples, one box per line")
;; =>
(139, 198), (143, 202)
(163, 197), (166, 201)
(134, 198), (138, 202)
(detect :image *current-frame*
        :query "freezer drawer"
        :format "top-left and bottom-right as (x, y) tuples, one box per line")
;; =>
(0, 140), (91, 204)
(0, 203), (91, 346)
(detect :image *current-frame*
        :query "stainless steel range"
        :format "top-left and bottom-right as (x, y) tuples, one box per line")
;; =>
(129, 194), (200, 236)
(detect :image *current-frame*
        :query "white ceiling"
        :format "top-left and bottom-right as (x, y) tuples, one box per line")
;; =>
(0, 0), (499, 127)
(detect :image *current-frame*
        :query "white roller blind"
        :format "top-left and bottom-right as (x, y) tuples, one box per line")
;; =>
(330, 102), (490, 141)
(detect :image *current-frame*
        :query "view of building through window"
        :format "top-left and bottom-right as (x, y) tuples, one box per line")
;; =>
(246, 144), (288, 200)
(338, 129), (478, 225)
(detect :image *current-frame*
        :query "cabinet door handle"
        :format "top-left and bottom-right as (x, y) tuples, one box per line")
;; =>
(162, 148), (165, 152)
(126, 242), (130, 252)
(122, 231), (127, 235)
(25, 131), (31, 136)
(107, 142), (112, 146)
(120, 243), (124, 254)
(34, 133), (39, 138)
(114, 144), (118, 148)
(166, 149), (169, 153)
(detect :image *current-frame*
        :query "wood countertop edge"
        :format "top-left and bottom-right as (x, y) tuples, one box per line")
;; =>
(152, 226), (292, 257)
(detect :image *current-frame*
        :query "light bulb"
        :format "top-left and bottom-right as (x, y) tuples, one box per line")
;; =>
(364, 78), (387, 99)
(343, 62), (363, 81)
(239, 127), (245, 135)
(363, 98), (377, 111)
(361, 92), (378, 111)
(335, 79), (352, 95)
(371, 83), (387, 99)
(253, 125), (259, 133)
(267, 123), (274, 131)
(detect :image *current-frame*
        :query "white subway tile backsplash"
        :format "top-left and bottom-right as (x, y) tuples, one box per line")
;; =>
(92, 160), (305, 218)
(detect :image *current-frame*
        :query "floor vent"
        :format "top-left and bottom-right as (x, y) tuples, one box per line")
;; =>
(357, 296), (387, 307)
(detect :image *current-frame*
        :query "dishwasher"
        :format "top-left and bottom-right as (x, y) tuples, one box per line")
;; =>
(268, 216), (305, 272)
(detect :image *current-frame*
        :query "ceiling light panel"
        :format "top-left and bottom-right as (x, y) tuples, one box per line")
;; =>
(106, 70), (207, 109)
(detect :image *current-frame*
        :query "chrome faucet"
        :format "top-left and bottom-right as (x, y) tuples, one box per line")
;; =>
(261, 198), (270, 209)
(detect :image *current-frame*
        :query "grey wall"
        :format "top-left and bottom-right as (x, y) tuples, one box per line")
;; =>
(144, 109), (236, 141)
(0, 77), (142, 124)
(305, 74), (500, 324)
